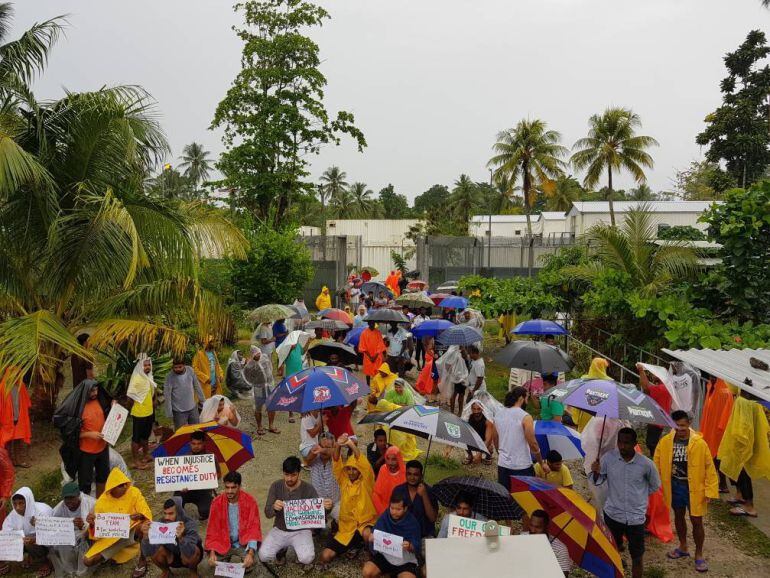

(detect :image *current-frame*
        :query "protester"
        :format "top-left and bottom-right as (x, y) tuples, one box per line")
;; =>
(437, 492), (488, 538)
(535, 450), (574, 489)
(523, 509), (573, 576)
(459, 309), (483, 330)
(193, 336), (223, 399)
(200, 395), (241, 427)
(367, 429), (391, 473)
(436, 345), (469, 416)
(48, 481), (95, 577)
(653, 410), (717, 572)
(364, 291), (375, 310)
(374, 399), (422, 462)
(353, 305), (368, 327)
(140, 497), (203, 577)
(205, 471), (261, 571)
(0, 446), (14, 529)
(412, 308), (430, 369)
(254, 321), (276, 358)
(0, 370), (31, 469)
(350, 280), (361, 311)
(373, 446), (407, 515)
(279, 336), (304, 382)
(385, 378), (415, 407)
(498, 311), (515, 345)
(224, 350), (254, 399)
(699, 377), (733, 493)
(463, 401), (495, 465)
(84, 468), (152, 574)
(374, 290), (389, 309)
(2, 486), (53, 577)
(261, 456), (331, 567)
(368, 364), (396, 413)
(359, 321), (387, 384)
(308, 433), (342, 523)
(466, 345), (486, 401)
(323, 403), (355, 441)
(273, 318), (289, 350)
(175, 431), (217, 521)
(363, 493), (421, 578)
(670, 362), (703, 427)
(415, 337), (437, 402)
(637, 363), (673, 458)
(299, 410), (322, 462)
(316, 286), (332, 311)
(591, 428), (661, 578)
(247, 347), (277, 436)
(163, 358), (206, 430)
(581, 416), (628, 517)
(392, 460), (438, 539)
(78, 380), (114, 497)
(125, 356), (156, 470)
(494, 387), (548, 489)
(538, 374), (565, 423)
(573, 358), (612, 431)
(385, 321), (411, 378)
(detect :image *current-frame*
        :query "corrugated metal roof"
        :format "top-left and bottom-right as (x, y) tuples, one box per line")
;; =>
(653, 240), (722, 249)
(662, 348), (770, 403)
(470, 214), (535, 223)
(540, 211), (567, 220)
(568, 201), (719, 215)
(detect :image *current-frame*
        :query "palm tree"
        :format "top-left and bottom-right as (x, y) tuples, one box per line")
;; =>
(179, 142), (213, 191)
(349, 182), (374, 217)
(571, 107), (658, 226)
(488, 119), (568, 237)
(628, 183), (656, 201)
(450, 174), (479, 233)
(545, 176), (582, 212)
(566, 207), (700, 296)
(328, 187), (354, 218)
(319, 166), (348, 207)
(491, 172), (523, 213)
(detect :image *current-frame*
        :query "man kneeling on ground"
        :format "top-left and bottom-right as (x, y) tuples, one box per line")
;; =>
(141, 497), (202, 577)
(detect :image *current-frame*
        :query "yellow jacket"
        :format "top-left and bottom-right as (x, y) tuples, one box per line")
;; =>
(333, 451), (377, 545)
(718, 397), (770, 482)
(368, 363), (396, 413)
(374, 399), (422, 460)
(193, 349), (223, 399)
(654, 430), (718, 517)
(316, 286), (332, 311)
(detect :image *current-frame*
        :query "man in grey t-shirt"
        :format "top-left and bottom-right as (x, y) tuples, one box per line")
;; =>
(164, 358), (206, 429)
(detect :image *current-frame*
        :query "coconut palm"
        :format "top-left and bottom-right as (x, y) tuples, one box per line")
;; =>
(450, 174), (479, 233)
(571, 107), (658, 227)
(320, 165), (348, 206)
(491, 172), (523, 213)
(628, 183), (656, 201)
(488, 119), (568, 236)
(349, 182), (374, 217)
(328, 187), (354, 218)
(545, 176), (582, 212)
(179, 142), (213, 190)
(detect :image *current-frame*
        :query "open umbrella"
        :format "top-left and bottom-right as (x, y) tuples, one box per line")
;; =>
(318, 308), (353, 325)
(436, 325), (483, 346)
(364, 309), (409, 323)
(433, 476), (521, 520)
(247, 304), (296, 324)
(533, 420), (584, 460)
(359, 266), (380, 278)
(308, 342), (360, 366)
(412, 319), (454, 339)
(152, 422), (254, 477)
(361, 281), (392, 298)
(395, 292), (434, 309)
(305, 319), (350, 332)
(406, 280), (428, 291)
(494, 340), (574, 373)
(513, 319), (568, 336)
(343, 326), (366, 347)
(428, 292), (451, 306)
(266, 366), (369, 413)
(511, 476), (623, 578)
(438, 296), (469, 310)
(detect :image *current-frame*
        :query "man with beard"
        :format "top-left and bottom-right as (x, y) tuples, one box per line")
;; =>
(164, 358), (206, 429)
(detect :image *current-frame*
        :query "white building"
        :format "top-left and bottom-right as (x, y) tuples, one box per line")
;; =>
(566, 201), (717, 236)
(469, 214), (537, 237)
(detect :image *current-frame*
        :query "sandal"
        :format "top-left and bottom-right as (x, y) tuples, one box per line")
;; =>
(726, 498), (745, 505)
(288, 418), (296, 423)
(695, 559), (709, 573)
(667, 548), (690, 559)
(15, 462), (31, 468)
(268, 428), (281, 434)
(730, 506), (758, 517)
(132, 562), (148, 578)
(255, 429), (266, 436)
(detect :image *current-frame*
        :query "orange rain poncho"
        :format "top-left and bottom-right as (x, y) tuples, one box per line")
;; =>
(699, 378), (734, 458)
(385, 271), (400, 297)
(372, 446), (406, 514)
(358, 326), (386, 377)
(0, 370), (31, 446)
(415, 348), (436, 395)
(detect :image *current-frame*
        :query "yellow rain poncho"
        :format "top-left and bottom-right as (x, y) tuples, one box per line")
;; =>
(368, 363), (397, 413)
(332, 451), (377, 545)
(192, 336), (223, 399)
(315, 286), (332, 311)
(572, 358), (612, 432)
(717, 397), (770, 482)
(375, 399), (422, 461)
(498, 313), (516, 339)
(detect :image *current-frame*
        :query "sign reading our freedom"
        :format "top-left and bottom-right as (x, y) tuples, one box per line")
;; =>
(284, 498), (325, 530)
(446, 515), (512, 539)
(154, 453), (218, 492)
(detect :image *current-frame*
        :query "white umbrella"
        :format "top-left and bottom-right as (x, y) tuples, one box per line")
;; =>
(276, 330), (312, 367)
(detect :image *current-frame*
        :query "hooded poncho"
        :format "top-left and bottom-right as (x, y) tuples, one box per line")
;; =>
(372, 446), (406, 515)
(436, 346), (468, 402)
(358, 327), (386, 377)
(0, 370), (31, 445)
(332, 451), (377, 545)
(127, 355), (156, 418)
(2, 486), (53, 536)
(718, 396), (770, 482)
(200, 395), (241, 427)
(225, 351), (254, 395)
(316, 287), (332, 311)
(368, 363), (397, 413)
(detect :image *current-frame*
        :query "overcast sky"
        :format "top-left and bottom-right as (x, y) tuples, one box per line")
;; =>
(14, 0), (769, 200)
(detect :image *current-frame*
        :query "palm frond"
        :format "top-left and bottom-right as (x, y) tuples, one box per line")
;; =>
(0, 13), (67, 84)
(88, 319), (188, 357)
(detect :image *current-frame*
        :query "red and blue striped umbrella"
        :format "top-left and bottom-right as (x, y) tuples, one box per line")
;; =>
(533, 420), (584, 460)
(266, 366), (369, 413)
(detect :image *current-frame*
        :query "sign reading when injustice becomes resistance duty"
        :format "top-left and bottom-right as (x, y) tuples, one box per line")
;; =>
(154, 454), (219, 493)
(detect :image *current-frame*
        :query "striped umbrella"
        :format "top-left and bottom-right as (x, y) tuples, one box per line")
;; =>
(533, 420), (584, 460)
(436, 325), (483, 346)
(318, 308), (353, 325)
(510, 476), (623, 578)
(152, 422), (254, 477)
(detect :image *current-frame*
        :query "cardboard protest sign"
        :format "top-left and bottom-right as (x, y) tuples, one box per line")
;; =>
(284, 498), (325, 530)
(149, 521), (179, 545)
(215, 561), (245, 578)
(0, 531), (23, 561)
(373, 529), (403, 559)
(154, 454), (218, 492)
(446, 515), (511, 539)
(34, 516), (77, 546)
(101, 404), (129, 446)
(94, 513), (130, 539)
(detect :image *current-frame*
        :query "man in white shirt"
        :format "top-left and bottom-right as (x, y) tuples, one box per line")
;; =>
(411, 308), (430, 369)
(255, 322), (276, 357)
(466, 345), (487, 403)
(299, 411), (322, 462)
(385, 322), (412, 377)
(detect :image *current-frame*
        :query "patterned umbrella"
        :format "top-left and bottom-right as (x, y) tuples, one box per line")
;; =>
(412, 319), (454, 339)
(493, 340), (574, 373)
(512, 319), (569, 336)
(359, 266), (380, 277)
(436, 325), (483, 346)
(438, 296), (469, 310)
(395, 292), (434, 309)
(266, 366), (369, 413)
(533, 420), (584, 460)
(246, 304), (295, 324)
(364, 309), (409, 323)
(307, 342), (360, 366)
(361, 281), (393, 298)
(152, 422), (254, 477)
(318, 308), (353, 325)
(305, 319), (350, 332)
(406, 280), (428, 291)
(428, 292), (451, 305)
(510, 476), (623, 578)
(433, 476), (522, 520)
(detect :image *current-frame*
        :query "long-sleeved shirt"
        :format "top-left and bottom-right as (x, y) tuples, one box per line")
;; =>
(228, 502), (258, 551)
(164, 366), (206, 416)
(264, 480), (318, 532)
(592, 449), (661, 525)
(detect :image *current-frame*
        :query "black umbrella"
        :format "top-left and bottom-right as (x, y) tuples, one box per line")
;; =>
(307, 342), (360, 366)
(433, 476), (523, 520)
(305, 319), (350, 331)
(361, 281), (393, 298)
(493, 340), (574, 374)
(364, 309), (409, 323)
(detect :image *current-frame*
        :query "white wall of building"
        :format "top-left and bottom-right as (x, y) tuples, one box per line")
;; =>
(566, 201), (717, 236)
(469, 215), (538, 237)
(325, 219), (420, 244)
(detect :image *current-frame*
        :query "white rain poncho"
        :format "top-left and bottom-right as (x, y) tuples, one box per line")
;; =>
(461, 390), (504, 421)
(277, 330), (312, 367)
(2, 486), (53, 536)
(126, 354), (156, 404)
(670, 361), (704, 429)
(225, 350), (254, 394)
(200, 394), (241, 427)
(436, 345), (469, 402)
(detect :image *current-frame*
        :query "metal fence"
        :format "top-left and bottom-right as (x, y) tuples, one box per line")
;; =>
(300, 236), (360, 305)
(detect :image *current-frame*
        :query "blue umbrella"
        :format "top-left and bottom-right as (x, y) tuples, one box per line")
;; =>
(436, 325), (483, 346)
(533, 420), (584, 460)
(344, 326), (366, 347)
(361, 281), (393, 299)
(512, 319), (568, 336)
(438, 296), (469, 310)
(412, 319), (454, 339)
(266, 366), (369, 413)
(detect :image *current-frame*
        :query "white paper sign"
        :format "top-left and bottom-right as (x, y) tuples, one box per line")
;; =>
(0, 531), (23, 561)
(284, 498), (325, 530)
(34, 516), (77, 546)
(101, 404), (129, 446)
(94, 513), (130, 539)
(215, 561), (245, 578)
(373, 529), (403, 559)
(446, 514), (512, 539)
(149, 521), (179, 545)
(154, 454), (219, 493)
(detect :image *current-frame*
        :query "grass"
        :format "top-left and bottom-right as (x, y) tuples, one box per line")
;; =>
(424, 454), (466, 485)
(708, 500), (770, 558)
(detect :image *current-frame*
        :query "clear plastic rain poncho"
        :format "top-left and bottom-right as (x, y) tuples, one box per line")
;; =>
(461, 390), (504, 421)
(200, 394), (242, 427)
(225, 350), (254, 395)
(126, 354), (156, 404)
(435, 345), (469, 402)
(669, 361), (704, 429)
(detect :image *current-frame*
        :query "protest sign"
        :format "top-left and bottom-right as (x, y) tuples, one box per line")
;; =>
(154, 454), (218, 493)
(284, 498), (325, 530)
(373, 529), (403, 559)
(215, 561), (245, 578)
(0, 531), (23, 562)
(94, 513), (130, 539)
(101, 404), (129, 446)
(446, 514), (511, 539)
(34, 516), (76, 546)
(149, 521), (179, 545)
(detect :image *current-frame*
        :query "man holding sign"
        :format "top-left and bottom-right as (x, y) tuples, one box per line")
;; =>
(259, 456), (331, 568)
(140, 497), (203, 577)
(1, 486), (53, 577)
(364, 494), (421, 578)
(48, 481), (95, 576)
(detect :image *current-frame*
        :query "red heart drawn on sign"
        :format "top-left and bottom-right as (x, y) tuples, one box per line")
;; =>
(383, 538), (392, 546)
(159, 526), (169, 533)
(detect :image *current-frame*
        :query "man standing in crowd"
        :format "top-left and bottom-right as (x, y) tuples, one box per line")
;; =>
(164, 358), (206, 430)
(48, 481), (96, 577)
(127, 356), (156, 471)
(248, 347), (277, 437)
(176, 431), (217, 520)
(358, 321), (386, 385)
(255, 321), (276, 358)
(466, 345), (486, 401)
(591, 428), (661, 578)
(385, 321), (411, 378)
(637, 363), (673, 457)
(495, 387), (548, 488)
(193, 337), (223, 399)
(141, 497), (203, 577)
(78, 380), (114, 497)
(392, 460), (438, 539)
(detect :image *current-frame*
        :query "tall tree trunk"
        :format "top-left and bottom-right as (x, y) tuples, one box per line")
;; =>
(523, 167), (534, 277)
(607, 165), (616, 227)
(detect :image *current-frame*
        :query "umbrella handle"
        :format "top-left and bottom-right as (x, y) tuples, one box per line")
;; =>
(549, 515), (574, 544)
(423, 436), (433, 477)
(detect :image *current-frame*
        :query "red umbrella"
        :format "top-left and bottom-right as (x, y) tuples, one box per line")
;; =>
(319, 308), (353, 325)
(407, 280), (428, 291)
(429, 292), (451, 305)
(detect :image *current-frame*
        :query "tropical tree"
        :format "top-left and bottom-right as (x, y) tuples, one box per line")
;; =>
(319, 166), (348, 209)
(544, 176), (582, 212)
(491, 172), (523, 213)
(179, 142), (213, 191)
(628, 183), (656, 201)
(450, 174), (479, 233)
(147, 165), (193, 200)
(328, 187), (354, 218)
(488, 119), (568, 236)
(571, 107), (658, 226)
(349, 182), (374, 217)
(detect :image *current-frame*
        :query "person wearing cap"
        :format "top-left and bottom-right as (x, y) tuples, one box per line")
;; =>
(49, 481), (96, 576)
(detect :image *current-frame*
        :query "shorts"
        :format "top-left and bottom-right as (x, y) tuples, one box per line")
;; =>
(325, 530), (367, 555)
(604, 513), (645, 560)
(370, 552), (418, 577)
(253, 386), (268, 410)
(497, 465), (534, 492)
(132, 414), (154, 443)
(78, 446), (110, 493)
(453, 383), (466, 396)
(671, 479), (690, 510)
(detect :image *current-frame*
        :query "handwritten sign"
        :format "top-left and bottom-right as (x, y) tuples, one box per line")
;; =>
(154, 454), (218, 492)
(94, 513), (130, 539)
(0, 531), (23, 561)
(215, 561), (245, 578)
(446, 514), (511, 539)
(373, 529), (403, 559)
(149, 521), (179, 545)
(34, 516), (76, 546)
(101, 404), (129, 446)
(284, 498), (325, 530)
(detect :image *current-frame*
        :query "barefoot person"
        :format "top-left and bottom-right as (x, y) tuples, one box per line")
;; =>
(247, 347), (278, 435)
(140, 497), (203, 578)
(48, 482), (95, 577)
(126, 356), (156, 470)
(2, 486), (54, 577)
